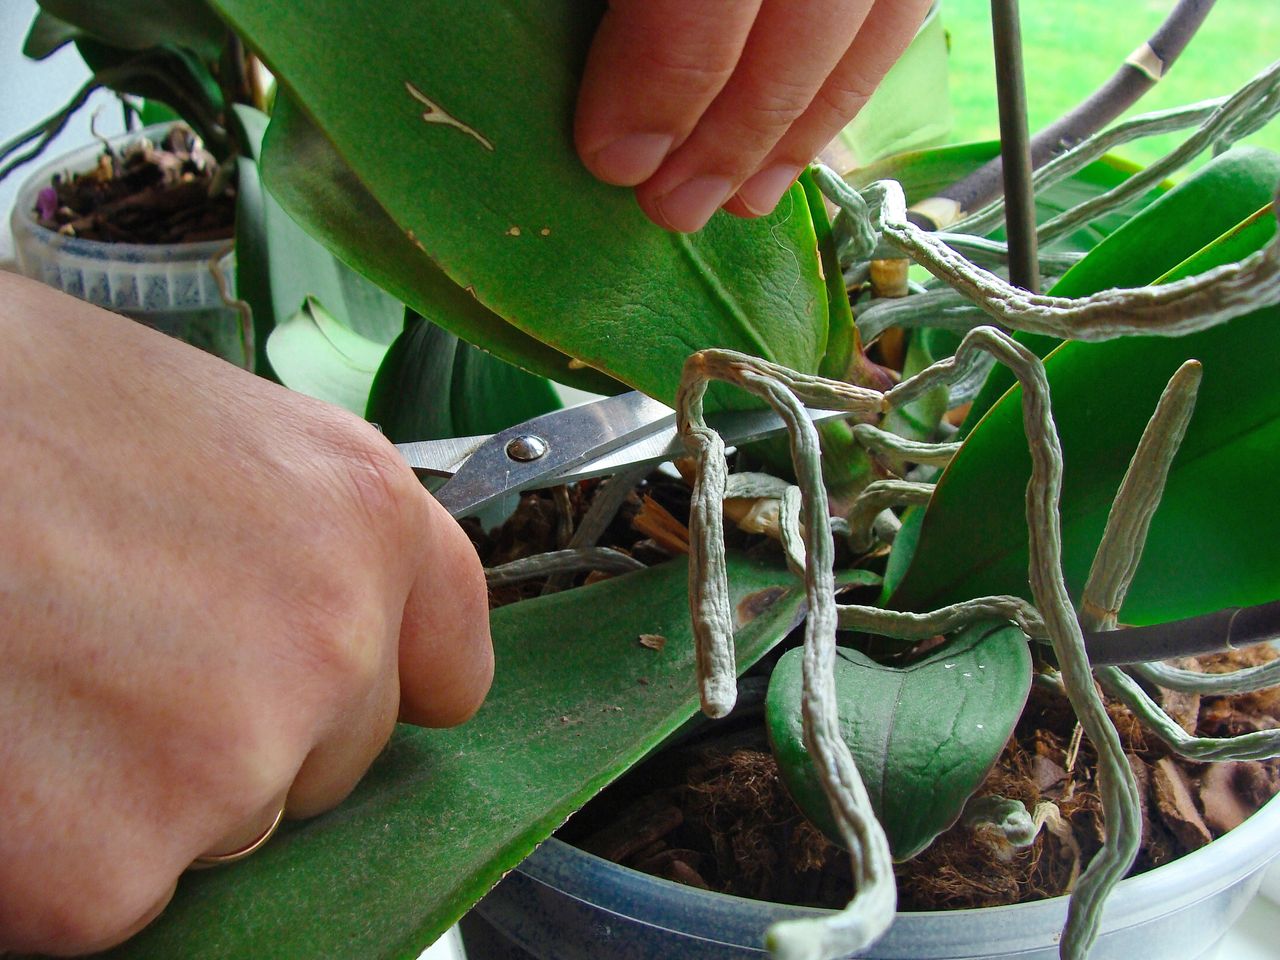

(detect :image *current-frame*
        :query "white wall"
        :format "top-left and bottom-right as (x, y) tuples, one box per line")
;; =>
(0, 0), (125, 262)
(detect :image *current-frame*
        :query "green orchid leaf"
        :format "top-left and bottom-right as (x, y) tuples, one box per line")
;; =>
(767, 620), (1032, 861)
(234, 105), (403, 378)
(36, 0), (226, 62)
(22, 9), (81, 59)
(366, 311), (562, 442)
(72, 40), (225, 149)
(891, 185), (1280, 624)
(103, 553), (823, 960)
(836, 4), (952, 166)
(259, 93), (622, 398)
(210, 0), (830, 412)
(963, 147), (1280, 426)
(846, 141), (1157, 255)
(266, 298), (389, 415)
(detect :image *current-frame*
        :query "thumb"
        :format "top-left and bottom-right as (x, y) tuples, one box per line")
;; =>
(396, 493), (494, 728)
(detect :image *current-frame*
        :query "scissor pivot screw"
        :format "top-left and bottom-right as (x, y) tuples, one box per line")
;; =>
(505, 435), (548, 462)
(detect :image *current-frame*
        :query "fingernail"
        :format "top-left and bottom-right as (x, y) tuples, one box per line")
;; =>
(654, 176), (734, 233)
(590, 132), (673, 186)
(736, 164), (801, 216)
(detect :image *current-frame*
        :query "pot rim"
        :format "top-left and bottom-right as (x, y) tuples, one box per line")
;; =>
(515, 789), (1280, 948)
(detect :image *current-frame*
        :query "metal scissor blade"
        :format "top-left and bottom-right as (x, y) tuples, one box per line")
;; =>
(427, 391), (674, 518)
(545, 403), (854, 486)
(394, 394), (855, 518)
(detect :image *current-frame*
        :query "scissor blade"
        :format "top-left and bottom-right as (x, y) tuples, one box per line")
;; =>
(546, 404), (853, 486)
(430, 391), (674, 518)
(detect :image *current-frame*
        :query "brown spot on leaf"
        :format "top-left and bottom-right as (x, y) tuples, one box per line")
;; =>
(639, 634), (667, 652)
(506, 226), (521, 237)
(736, 586), (787, 626)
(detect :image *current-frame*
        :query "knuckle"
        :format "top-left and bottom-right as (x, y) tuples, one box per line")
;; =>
(333, 433), (422, 536)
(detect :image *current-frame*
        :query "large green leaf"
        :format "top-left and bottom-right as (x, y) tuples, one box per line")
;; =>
(103, 554), (823, 960)
(37, 0), (226, 61)
(259, 94), (621, 397)
(963, 147), (1280, 425)
(767, 621), (1031, 861)
(366, 311), (562, 442)
(211, 0), (831, 411)
(836, 3), (952, 166)
(891, 187), (1280, 624)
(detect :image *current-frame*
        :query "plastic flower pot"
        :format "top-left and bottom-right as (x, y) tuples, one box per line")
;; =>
(472, 791), (1280, 959)
(10, 124), (247, 367)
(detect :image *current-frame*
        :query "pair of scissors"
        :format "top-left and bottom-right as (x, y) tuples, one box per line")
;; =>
(393, 390), (1280, 668)
(394, 390), (848, 520)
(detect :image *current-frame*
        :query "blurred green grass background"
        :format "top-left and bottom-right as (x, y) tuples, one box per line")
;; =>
(942, 0), (1280, 167)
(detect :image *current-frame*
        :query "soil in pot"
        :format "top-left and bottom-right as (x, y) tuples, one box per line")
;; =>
(553, 643), (1280, 913)
(33, 124), (235, 245)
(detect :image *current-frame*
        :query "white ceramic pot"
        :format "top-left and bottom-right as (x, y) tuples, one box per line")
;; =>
(10, 124), (247, 367)
(474, 791), (1280, 959)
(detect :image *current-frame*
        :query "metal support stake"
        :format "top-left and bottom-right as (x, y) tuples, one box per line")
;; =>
(990, 0), (1041, 293)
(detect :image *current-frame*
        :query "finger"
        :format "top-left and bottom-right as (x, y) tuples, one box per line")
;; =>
(724, 0), (934, 219)
(635, 0), (873, 232)
(396, 494), (493, 729)
(575, 0), (762, 187)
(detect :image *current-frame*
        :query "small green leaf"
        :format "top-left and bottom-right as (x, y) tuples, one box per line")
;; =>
(366, 311), (562, 441)
(234, 105), (403, 379)
(102, 553), (817, 960)
(767, 621), (1032, 861)
(266, 298), (389, 415)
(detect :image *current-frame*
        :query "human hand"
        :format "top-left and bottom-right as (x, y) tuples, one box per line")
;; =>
(0, 274), (493, 955)
(575, 0), (933, 232)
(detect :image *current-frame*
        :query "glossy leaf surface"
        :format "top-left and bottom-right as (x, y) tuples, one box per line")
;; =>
(963, 147), (1280, 423)
(767, 621), (1032, 860)
(212, 0), (830, 411)
(366, 311), (561, 442)
(259, 94), (620, 397)
(892, 159), (1280, 624)
(104, 554), (820, 959)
